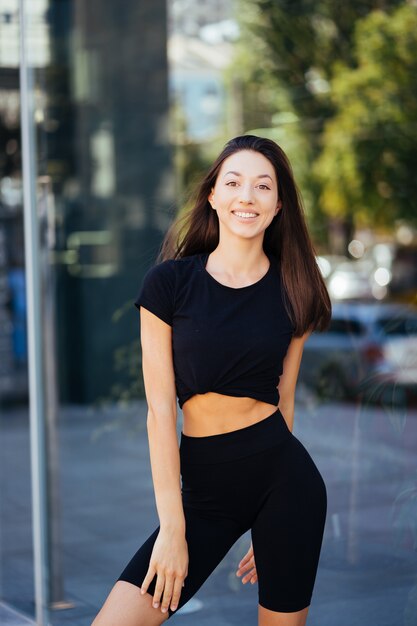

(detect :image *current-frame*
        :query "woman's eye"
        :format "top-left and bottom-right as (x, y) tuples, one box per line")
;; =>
(225, 181), (270, 190)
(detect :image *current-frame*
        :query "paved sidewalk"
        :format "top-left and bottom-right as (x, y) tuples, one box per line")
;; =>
(1, 396), (416, 625)
(0, 602), (35, 625)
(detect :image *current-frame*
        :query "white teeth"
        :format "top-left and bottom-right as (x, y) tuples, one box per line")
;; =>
(233, 211), (257, 218)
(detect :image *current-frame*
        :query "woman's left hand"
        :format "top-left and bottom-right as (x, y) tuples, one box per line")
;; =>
(236, 541), (258, 584)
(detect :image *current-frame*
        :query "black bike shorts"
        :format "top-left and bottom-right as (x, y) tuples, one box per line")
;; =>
(117, 407), (327, 618)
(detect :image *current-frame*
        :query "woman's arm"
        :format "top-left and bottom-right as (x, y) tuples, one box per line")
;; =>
(140, 306), (184, 532)
(138, 306), (188, 614)
(277, 330), (312, 432)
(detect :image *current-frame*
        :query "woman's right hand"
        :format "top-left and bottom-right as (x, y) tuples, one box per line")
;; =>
(140, 527), (189, 614)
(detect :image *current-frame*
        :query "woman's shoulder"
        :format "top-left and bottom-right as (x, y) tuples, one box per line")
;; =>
(142, 257), (176, 282)
(152, 253), (200, 269)
(175, 252), (202, 268)
(143, 253), (201, 282)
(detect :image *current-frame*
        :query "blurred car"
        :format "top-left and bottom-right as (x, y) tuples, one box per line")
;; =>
(299, 302), (417, 403)
(326, 259), (387, 301)
(316, 254), (348, 280)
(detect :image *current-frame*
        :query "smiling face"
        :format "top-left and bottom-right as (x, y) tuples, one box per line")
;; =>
(208, 150), (282, 241)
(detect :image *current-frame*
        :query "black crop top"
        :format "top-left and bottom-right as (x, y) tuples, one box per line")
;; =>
(134, 252), (295, 409)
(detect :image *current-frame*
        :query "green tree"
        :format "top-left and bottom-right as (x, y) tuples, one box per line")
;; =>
(316, 4), (417, 227)
(231, 0), (408, 246)
(236, 0), (403, 133)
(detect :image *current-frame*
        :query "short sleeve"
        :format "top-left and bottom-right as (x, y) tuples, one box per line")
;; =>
(134, 260), (176, 326)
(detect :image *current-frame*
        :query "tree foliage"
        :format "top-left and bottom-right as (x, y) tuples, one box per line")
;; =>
(237, 0), (403, 131)
(316, 4), (417, 226)
(233, 0), (415, 234)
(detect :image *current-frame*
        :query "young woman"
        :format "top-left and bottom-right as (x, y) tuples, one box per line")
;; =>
(92, 135), (331, 626)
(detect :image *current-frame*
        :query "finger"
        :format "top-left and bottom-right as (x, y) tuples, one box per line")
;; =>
(242, 567), (257, 583)
(236, 557), (255, 576)
(238, 551), (254, 566)
(152, 572), (165, 609)
(238, 549), (253, 567)
(242, 566), (256, 582)
(170, 577), (184, 612)
(160, 575), (174, 614)
(239, 558), (255, 571)
(140, 565), (156, 595)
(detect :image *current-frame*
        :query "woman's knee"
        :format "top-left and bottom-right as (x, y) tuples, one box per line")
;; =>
(258, 603), (309, 626)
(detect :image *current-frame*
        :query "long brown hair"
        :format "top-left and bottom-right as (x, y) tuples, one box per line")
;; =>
(158, 135), (331, 336)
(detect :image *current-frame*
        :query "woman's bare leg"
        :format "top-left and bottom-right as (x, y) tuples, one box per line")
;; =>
(91, 581), (169, 626)
(258, 604), (309, 626)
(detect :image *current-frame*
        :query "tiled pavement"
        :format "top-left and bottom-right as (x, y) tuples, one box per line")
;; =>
(1, 396), (416, 625)
(0, 603), (35, 625)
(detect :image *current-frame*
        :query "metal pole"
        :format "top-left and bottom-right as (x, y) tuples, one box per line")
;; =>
(38, 177), (73, 610)
(18, 1), (50, 624)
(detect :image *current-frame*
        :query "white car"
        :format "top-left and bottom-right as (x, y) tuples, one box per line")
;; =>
(299, 302), (417, 404)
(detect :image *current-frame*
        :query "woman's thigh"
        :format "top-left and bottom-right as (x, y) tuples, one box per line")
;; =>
(91, 580), (169, 626)
(116, 508), (245, 619)
(251, 435), (327, 614)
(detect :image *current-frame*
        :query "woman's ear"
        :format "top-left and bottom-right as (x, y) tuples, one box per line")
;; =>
(274, 200), (282, 216)
(208, 189), (215, 208)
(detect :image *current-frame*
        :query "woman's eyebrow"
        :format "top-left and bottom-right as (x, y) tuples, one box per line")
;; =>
(223, 171), (273, 181)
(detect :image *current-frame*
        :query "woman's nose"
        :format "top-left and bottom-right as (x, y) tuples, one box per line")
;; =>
(239, 185), (254, 204)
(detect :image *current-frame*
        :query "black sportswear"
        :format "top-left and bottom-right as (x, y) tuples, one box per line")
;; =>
(134, 252), (295, 409)
(117, 407), (327, 617)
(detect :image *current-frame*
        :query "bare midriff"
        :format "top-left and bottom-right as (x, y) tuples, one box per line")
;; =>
(181, 392), (279, 437)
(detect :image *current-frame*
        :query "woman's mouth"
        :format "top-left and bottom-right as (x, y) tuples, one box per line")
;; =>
(232, 210), (258, 220)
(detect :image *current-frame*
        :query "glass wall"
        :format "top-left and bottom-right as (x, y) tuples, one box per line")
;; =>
(0, 0), (33, 621)
(1, 0), (416, 625)
(2, 0), (175, 623)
